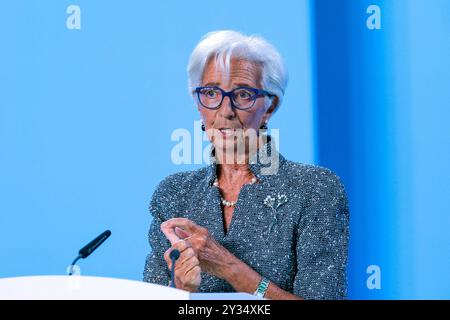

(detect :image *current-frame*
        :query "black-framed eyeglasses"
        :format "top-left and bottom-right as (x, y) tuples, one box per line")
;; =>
(195, 86), (274, 110)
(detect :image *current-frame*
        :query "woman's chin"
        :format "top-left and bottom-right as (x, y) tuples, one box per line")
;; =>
(213, 138), (236, 151)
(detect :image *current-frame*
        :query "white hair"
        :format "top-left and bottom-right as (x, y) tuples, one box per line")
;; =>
(187, 30), (288, 111)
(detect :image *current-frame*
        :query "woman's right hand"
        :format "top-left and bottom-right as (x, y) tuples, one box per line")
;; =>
(164, 239), (201, 292)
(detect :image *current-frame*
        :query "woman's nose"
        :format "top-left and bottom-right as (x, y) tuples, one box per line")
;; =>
(218, 95), (236, 119)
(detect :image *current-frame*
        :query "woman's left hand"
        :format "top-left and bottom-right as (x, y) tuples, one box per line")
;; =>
(161, 218), (237, 279)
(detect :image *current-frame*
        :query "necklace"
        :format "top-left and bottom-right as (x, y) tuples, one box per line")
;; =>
(213, 176), (258, 207)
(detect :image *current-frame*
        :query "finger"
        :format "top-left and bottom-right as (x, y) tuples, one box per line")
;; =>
(173, 254), (201, 289)
(164, 240), (191, 266)
(175, 227), (192, 239)
(185, 265), (201, 276)
(164, 248), (173, 268)
(177, 265), (201, 288)
(172, 239), (190, 252)
(162, 218), (200, 235)
(177, 247), (196, 265)
(161, 221), (182, 246)
(177, 254), (200, 276)
(184, 265), (202, 284)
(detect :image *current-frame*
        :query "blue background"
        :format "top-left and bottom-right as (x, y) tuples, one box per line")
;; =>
(0, 1), (449, 299)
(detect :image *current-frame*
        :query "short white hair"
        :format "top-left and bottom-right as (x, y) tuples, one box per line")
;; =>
(187, 30), (288, 111)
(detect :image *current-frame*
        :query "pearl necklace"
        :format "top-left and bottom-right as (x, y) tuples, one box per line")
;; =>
(213, 176), (258, 207)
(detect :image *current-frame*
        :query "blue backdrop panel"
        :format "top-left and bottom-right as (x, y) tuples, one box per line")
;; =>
(312, 0), (450, 299)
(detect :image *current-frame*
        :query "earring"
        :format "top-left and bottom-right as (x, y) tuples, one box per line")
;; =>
(260, 123), (268, 130)
(201, 122), (206, 131)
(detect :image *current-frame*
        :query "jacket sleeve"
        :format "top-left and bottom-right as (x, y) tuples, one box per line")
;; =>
(293, 168), (350, 299)
(142, 176), (178, 285)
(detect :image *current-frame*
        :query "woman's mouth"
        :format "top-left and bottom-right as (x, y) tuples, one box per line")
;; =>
(219, 128), (233, 137)
(218, 128), (243, 138)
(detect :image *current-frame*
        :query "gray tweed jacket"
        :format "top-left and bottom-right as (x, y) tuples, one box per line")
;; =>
(143, 137), (349, 299)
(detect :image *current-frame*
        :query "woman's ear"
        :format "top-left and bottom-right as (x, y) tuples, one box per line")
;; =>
(266, 95), (279, 114)
(261, 96), (278, 125)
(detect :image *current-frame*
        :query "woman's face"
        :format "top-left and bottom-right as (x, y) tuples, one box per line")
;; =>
(197, 57), (277, 154)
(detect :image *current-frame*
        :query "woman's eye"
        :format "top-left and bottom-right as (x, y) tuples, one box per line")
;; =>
(237, 91), (252, 99)
(205, 90), (217, 98)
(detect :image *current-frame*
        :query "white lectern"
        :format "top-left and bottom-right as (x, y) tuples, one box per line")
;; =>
(0, 276), (261, 300)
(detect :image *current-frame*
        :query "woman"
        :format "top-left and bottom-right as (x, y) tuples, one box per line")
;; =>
(143, 30), (349, 300)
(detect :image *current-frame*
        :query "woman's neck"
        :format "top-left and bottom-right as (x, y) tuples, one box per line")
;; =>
(215, 134), (266, 185)
(217, 163), (254, 184)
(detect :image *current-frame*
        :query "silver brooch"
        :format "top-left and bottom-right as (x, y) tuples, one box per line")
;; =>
(263, 193), (288, 234)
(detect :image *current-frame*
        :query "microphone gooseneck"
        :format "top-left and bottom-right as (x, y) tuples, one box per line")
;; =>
(68, 254), (82, 275)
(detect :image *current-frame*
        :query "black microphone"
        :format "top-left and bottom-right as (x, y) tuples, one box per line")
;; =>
(169, 249), (180, 288)
(68, 230), (112, 275)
